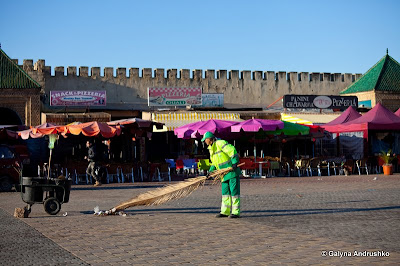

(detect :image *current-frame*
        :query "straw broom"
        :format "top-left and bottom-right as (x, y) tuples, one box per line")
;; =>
(110, 163), (244, 213)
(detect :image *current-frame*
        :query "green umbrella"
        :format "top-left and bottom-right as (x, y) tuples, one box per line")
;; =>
(265, 121), (309, 136)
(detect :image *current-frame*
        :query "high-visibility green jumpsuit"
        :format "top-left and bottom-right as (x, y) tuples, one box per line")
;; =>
(208, 139), (241, 216)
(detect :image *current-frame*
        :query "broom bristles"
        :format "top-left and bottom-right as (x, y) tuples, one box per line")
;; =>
(113, 165), (240, 211)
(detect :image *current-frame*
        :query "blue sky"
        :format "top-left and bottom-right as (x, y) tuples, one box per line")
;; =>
(1, 0), (399, 75)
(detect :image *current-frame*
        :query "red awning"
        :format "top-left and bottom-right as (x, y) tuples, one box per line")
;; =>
(66, 121), (121, 138)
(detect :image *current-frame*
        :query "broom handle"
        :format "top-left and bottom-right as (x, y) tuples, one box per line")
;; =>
(207, 162), (245, 179)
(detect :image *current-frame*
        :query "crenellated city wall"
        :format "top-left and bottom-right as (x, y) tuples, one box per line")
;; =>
(16, 59), (362, 110)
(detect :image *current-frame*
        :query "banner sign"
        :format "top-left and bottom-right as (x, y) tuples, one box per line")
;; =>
(50, 91), (106, 106)
(283, 95), (358, 110)
(194, 93), (224, 107)
(148, 88), (202, 106)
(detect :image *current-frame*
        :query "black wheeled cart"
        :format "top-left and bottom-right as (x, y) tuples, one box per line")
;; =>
(19, 176), (72, 215)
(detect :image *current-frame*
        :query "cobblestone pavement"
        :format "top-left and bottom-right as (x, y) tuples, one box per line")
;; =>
(0, 174), (399, 265)
(0, 208), (88, 266)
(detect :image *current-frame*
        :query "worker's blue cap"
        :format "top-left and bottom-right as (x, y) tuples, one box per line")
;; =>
(201, 131), (215, 142)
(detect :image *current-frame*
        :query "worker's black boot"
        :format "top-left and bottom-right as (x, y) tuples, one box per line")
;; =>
(215, 213), (229, 218)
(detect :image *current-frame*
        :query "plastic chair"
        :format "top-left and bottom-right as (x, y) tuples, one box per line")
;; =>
(317, 160), (330, 176)
(159, 163), (171, 182)
(183, 159), (197, 174)
(239, 158), (256, 177)
(165, 159), (176, 168)
(308, 158), (321, 176)
(281, 158), (295, 177)
(175, 159), (184, 174)
(295, 159), (310, 177)
(150, 163), (161, 181)
(72, 161), (92, 184)
(106, 164), (121, 183)
(120, 163), (134, 183)
(137, 161), (149, 182)
(356, 158), (369, 175)
(269, 161), (279, 177)
(377, 156), (385, 174)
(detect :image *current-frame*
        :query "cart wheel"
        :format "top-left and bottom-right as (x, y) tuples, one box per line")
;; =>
(0, 176), (13, 192)
(43, 197), (61, 215)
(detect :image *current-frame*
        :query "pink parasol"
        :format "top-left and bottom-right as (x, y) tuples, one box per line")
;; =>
(0, 125), (26, 140)
(18, 123), (67, 140)
(231, 119), (284, 132)
(395, 108), (400, 117)
(0, 129), (18, 139)
(174, 119), (239, 139)
(323, 106), (361, 126)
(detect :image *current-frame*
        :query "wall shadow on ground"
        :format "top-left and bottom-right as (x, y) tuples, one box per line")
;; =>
(104, 205), (400, 217)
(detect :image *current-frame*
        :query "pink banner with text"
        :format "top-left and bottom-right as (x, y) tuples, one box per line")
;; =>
(50, 91), (106, 106)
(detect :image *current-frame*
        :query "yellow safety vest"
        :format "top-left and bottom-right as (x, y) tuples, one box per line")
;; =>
(208, 139), (240, 181)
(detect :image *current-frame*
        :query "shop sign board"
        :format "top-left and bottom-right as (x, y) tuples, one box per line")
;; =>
(193, 93), (224, 107)
(283, 95), (358, 110)
(148, 88), (202, 106)
(50, 91), (106, 106)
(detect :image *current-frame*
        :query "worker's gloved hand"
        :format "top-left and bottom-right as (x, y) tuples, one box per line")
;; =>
(206, 172), (212, 178)
(231, 163), (238, 170)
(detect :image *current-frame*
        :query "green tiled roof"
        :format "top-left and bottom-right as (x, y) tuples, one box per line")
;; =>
(0, 48), (41, 89)
(340, 53), (400, 94)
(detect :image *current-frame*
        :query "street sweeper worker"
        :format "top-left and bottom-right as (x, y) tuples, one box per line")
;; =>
(202, 131), (241, 218)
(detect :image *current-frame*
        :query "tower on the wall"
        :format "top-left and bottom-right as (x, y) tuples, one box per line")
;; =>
(0, 48), (41, 126)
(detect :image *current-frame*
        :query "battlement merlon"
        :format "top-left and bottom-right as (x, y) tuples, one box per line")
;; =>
(116, 68), (126, 78)
(253, 71), (262, 80)
(181, 69), (190, 79)
(67, 66), (77, 76)
(142, 68), (152, 79)
(276, 72), (287, 81)
(193, 70), (202, 80)
(34, 60), (46, 72)
(79, 67), (89, 77)
(55, 67), (64, 76)
(129, 68), (139, 78)
(206, 69), (215, 80)
(167, 69), (177, 79)
(344, 73), (353, 82)
(91, 67), (101, 77)
(266, 71), (275, 81)
(287, 72), (298, 82)
(229, 70), (239, 80)
(23, 60), (34, 71)
(154, 68), (164, 79)
(241, 71), (251, 80)
(217, 70), (227, 80)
